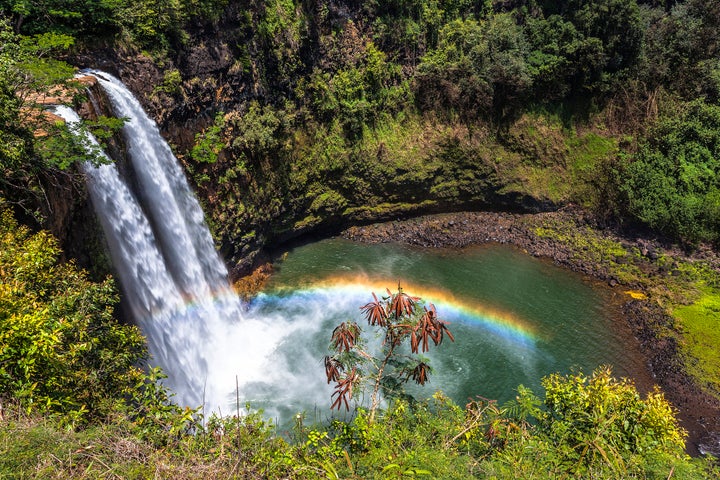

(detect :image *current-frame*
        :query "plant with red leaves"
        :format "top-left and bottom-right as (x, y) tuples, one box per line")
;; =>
(411, 303), (455, 354)
(324, 283), (454, 422)
(360, 292), (388, 327)
(331, 321), (360, 353)
(330, 368), (359, 411)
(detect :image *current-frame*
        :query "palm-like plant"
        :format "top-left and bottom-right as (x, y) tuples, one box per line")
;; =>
(408, 361), (431, 386)
(387, 284), (419, 318)
(324, 284), (454, 422)
(324, 355), (344, 383)
(411, 303), (455, 354)
(360, 292), (388, 327)
(330, 321), (360, 353)
(330, 368), (359, 411)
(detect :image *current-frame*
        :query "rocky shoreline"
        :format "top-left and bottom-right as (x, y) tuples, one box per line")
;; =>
(338, 208), (720, 457)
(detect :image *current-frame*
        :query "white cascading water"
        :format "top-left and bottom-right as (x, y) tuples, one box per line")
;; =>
(53, 72), (329, 417)
(52, 104), (219, 409)
(88, 71), (233, 298)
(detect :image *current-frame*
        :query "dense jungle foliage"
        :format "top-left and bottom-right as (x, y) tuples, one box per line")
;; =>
(2, 0), (720, 477)
(2, 0), (719, 247)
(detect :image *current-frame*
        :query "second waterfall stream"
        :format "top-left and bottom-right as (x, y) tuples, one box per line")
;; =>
(55, 71), (325, 417)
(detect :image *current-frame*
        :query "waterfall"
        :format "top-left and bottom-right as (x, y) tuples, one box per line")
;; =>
(52, 73), (245, 410)
(55, 72), (331, 421)
(88, 70), (234, 302)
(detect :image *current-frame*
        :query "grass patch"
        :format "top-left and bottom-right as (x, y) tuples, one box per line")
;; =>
(501, 164), (572, 202)
(534, 217), (644, 285)
(674, 287), (720, 394)
(498, 113), (619, 205)
(566, 131), (617, 174)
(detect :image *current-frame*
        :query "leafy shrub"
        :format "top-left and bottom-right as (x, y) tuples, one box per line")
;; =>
(480, 367), (708, 478)
(191, 111), (226, 164)
(0, 201), (147, 421)
(540, 367), (686, 472)
(620, 99), (720, 244)
(415, 13), (533, 122)
(306, 38), (410, 138)
(414, 18), (494, 119)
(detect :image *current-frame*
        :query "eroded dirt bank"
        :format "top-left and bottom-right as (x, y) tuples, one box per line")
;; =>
(337, 208), (720, 457)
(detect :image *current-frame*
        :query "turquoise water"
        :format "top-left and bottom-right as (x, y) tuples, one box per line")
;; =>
(239, 238), (645, 420)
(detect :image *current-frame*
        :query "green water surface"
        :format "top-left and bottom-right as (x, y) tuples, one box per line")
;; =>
(252, 238), (647, 413)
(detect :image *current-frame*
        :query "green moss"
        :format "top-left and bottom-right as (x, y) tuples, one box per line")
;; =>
(674, 287), (720, 394)
(506, 113), (569, 168)
(344, 200), (437, 220)
(309, 189), (348, 215)
(497, 113), (620, 205)
(534, 221), (633, 266)
(566, 132), (616, 174)
(500, 164), (572, 202)
(293, 215), (322, 230)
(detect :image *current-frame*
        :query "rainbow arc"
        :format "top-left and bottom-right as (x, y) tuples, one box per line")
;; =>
(263, 273), (539, 347)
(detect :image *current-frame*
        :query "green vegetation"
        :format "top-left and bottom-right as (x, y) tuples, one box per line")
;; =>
(27, 0), (705, 274)
(674, 287), (720, 395)
(620, 100), (720, 245)
(0, 0), (121, 36)
(2, 0), (720, 477)
(0, 201), (146, 421)
(190, 111), (225, 165)
(0, 199), (717, 477)
(0, 19), (101, 219)
(534, 216), (644, 285)
(1, 341), (714, 478)
(182, 0), (720, 266)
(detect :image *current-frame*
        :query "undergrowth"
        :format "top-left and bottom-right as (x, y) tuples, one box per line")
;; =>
(673, 287), (720, 395)
(2, 369), (715, 479)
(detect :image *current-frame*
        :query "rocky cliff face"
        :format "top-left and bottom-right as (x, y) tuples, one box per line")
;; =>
(65, 4), (560, 276)
(72, 5), (256, 147)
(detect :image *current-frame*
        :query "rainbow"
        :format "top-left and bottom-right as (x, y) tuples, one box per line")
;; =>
(260, 273), (539, 348)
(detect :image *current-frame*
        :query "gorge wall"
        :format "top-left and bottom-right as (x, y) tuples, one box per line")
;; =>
(64, 2), (569, 276)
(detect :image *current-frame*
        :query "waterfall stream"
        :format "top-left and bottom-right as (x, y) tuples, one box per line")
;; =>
(53, 73), (248, 411)
(89, 71), (233, 298)
(56, 73), (327, 421)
